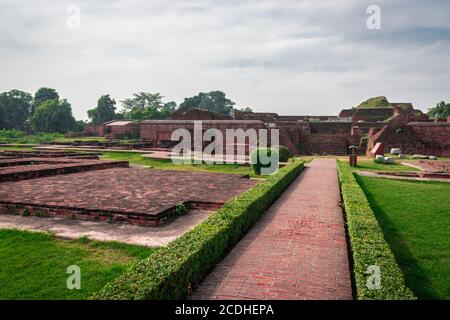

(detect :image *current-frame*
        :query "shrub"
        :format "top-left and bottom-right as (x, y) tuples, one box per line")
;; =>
(175, 203), (188, 216)
(337, 161), (415, 300)
(250, 147), (279, 175)
(373, 157), (384, 164)
(273, 145), (291, 162)
(0, 129), (63, 144)
(92, 159), (305, 300)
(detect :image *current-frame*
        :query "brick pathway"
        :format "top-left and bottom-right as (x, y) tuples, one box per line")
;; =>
(190, 158), (353, 300)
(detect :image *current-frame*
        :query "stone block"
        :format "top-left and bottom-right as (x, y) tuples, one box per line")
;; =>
(384, 157), (395, 164)
(390, 148), (402, 155)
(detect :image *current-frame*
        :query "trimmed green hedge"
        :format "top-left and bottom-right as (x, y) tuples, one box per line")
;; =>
(92, 159), (305, 300)
(337, 161), (415, 300)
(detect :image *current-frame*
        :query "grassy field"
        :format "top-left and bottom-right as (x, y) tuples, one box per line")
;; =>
(101, 151), (258, 176)
(53, 136), (107, 143)
(0, 146), (35, 151)
(0, 229), (157, 299)
(351, 160), (420, 172)
(0, 130), (64, 144)
(356, 175), (450, 299)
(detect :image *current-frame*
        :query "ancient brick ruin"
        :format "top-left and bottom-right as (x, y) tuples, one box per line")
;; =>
(78, 96), (449, 157)
(0, 149), (256, 226)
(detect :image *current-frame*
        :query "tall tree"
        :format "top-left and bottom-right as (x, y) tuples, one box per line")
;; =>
(33, 87), (59, 113)
(87, 94), (117, 124)
(0, 89), (33, 130)
(180, 91), (235, 115)
(120, 92), (177, 120)
(427, 101), (450, 119)
(31, 99), (77, 133)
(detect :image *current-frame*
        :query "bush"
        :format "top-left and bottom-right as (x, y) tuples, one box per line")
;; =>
(373, 157), (385, 164)
(273, 145), (291, 162)
(337, 161), (415, 300)
(92, 159), (305, 300)
(250, 147), (279, 175)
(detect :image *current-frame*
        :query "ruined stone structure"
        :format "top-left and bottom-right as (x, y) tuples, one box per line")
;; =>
(170, 107), (231, 120)
(80, 97), (449, 156)
(104, 120), (139, 139)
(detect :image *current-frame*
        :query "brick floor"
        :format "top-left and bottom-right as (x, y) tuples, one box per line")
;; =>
(0, 159), (128, 183)
(190, 158), (353, 300)
(0, 168), (256, 224)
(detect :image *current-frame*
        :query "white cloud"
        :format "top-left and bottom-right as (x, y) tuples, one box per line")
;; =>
(0, 0), (449, 119)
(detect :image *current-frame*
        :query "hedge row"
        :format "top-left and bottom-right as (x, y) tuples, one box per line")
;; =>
(92, 159), (305, 300)
(337, 161), (415, 300)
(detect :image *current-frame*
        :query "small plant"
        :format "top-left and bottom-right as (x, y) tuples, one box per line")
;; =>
(107, 217), (113, 224)
(175, 203), (188, 216)
(22, 208), (31, 217)
(373, 157), (385, 164)
(273, 145), (291, 162)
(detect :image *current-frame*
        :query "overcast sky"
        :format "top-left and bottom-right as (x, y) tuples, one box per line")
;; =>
(1, 0), (449, 120)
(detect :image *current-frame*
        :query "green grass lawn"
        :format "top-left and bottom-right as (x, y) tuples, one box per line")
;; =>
(352, 160), (420, 172)
(0, 229), (156, 299)
(101, 151), (259, 177)
(0, 145), (35, 151)
(53, 136), (107, 143)
(356, 175), (450, 299)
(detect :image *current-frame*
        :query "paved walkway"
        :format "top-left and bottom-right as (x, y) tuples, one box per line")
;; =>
(0, 209), (211, 247)
(190, 158), (353, 300)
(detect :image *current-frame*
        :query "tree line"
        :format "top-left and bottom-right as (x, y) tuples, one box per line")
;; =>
(0, 88), (252, 133)
(87, 90), (251, 124)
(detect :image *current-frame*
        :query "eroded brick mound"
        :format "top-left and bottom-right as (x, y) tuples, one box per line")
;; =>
(0, 168), (256, 226)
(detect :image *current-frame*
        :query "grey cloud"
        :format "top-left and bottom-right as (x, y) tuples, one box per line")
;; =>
(0, 0), (449, 119)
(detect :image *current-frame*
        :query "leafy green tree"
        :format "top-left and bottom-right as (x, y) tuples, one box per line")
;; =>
(0, 89), (33, 130)
(87, 94), (118, 124)
(427, 101), (450, 119)
(74, 120), (87, 132)
(33, 87), (59, 113)
(180, 91), (235, 115)
(120, 92), (177, 120)
(31, 99), (77, 133)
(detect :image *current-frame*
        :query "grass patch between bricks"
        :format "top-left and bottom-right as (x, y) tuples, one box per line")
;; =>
(337, 161), (416, 300)
(92, 159), (305, 300)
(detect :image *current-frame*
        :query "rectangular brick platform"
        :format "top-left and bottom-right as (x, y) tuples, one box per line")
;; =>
(0, 168), (257, 226)
(0, 150), (101, 158)
(0, 159), (129, 182)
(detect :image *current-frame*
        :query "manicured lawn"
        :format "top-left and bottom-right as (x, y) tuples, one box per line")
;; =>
(356, 175), (450, 299)
(101, 151), (258, 177)
(0, 146), (35, 151)
(352, 160), (420, 172)
(53, 136), (107, 143)
(0, 229), (157, 299)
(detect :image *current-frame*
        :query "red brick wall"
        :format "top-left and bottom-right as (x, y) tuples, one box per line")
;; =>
(140, 121), (267, 150)
(105, 124), (139, 139)
(409, 123), (450, 146)
(368, 123), (450, 156)
(83, 124), (105, 137)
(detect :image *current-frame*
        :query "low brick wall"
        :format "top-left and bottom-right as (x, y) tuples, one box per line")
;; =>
(0, 202), (162, 226)
(0, 161), (129, 183)
(409, 123), (450, 147)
